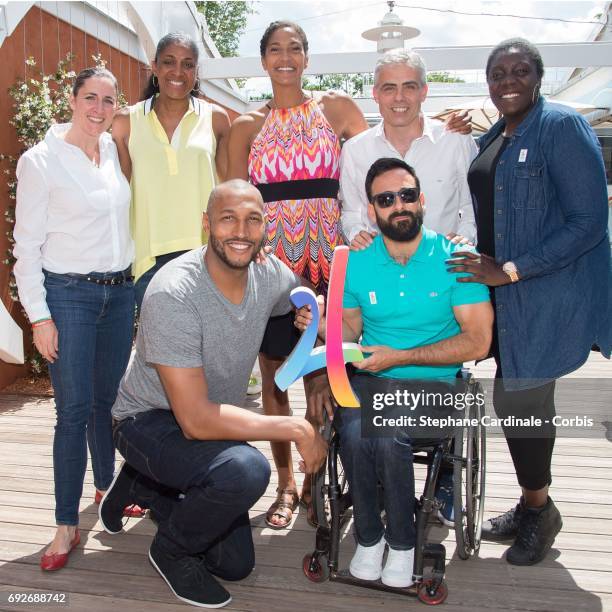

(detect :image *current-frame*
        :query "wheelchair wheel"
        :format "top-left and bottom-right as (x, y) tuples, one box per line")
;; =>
(417, 579), (448, 605)
(302, 552), (330, 583)
(453, 381), (486, 559)
(311, 424), (351, 529)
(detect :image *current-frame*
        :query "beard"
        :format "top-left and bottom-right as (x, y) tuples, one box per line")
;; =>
(376, 208), (423, 242)
(209, 234), (265, 269)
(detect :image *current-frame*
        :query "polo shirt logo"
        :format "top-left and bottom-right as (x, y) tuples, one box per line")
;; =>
(369, 291), (377, 305)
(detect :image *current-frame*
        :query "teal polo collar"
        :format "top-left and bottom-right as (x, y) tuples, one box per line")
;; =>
(373, 227), (437, 266)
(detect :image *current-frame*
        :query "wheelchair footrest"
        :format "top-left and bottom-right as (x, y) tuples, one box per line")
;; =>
(331, 570), (419, 595)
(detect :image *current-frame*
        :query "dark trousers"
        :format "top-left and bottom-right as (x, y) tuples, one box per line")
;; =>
(114, 410), (271, 580)
(493, 367), (556, 491)
(334, 404), (416, 550)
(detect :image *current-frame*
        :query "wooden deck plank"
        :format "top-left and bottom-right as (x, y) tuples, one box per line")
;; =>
(0, 352), (610, 611)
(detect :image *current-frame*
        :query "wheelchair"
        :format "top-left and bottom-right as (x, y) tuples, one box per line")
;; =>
(302, 370), (486, 605)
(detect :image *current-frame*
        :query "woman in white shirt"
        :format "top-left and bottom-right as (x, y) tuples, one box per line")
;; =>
(13, 67), (138, 571)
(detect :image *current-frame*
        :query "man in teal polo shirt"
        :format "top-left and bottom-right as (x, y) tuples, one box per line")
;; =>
(302, 158), (492, 587)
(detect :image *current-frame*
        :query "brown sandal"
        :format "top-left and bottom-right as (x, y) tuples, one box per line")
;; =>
(265, 487), (299, 529)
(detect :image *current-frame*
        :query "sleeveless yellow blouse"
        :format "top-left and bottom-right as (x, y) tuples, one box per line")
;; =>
(128, 95), (216, 280)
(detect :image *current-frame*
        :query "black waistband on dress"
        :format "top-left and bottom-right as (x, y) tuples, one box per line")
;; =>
(255, 178), (339, 203)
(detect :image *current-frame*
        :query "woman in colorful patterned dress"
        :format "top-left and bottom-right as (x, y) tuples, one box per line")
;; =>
(227, 21), (367, 528)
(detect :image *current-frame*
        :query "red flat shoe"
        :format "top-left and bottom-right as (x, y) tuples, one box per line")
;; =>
(95, 490), (146, 518)
(122, 503), (147, 518)
(40, 530), (80, 571)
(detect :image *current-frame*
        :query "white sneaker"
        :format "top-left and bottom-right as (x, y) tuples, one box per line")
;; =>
(381, 546), (415, 588)
(349, 537), (386, 581)
(247, 375), (262, 395)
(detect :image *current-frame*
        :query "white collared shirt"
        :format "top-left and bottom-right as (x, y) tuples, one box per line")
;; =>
(339, 116), (478, 242)
(13, 123), (134, 322)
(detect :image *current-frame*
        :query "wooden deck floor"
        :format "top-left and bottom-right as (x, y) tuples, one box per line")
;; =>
(0, 354), (610, 611)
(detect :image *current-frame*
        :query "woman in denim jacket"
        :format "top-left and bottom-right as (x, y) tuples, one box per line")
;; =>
(449, 39), (611, 566)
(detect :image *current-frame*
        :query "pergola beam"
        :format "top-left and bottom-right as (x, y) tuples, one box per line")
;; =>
(202, 42), (612, 79)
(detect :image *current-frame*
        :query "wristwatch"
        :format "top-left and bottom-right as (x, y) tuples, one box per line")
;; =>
(502, 261), (520, 283)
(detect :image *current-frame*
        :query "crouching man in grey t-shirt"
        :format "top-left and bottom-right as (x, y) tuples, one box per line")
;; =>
(99, 180), (327, 609)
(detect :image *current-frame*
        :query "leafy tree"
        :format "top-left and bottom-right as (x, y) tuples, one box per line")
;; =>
(196, 1), (254, 57)
(427, 71), (465, 83)
(303, 73), (373, 97)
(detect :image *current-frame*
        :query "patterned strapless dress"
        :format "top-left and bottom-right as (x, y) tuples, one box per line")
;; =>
(248, 98), (344, 295)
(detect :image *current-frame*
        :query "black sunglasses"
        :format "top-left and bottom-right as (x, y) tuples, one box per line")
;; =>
(371, 187), (420, 208)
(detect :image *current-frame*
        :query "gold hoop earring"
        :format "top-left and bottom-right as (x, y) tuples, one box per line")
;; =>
(152, 74), (158, 88)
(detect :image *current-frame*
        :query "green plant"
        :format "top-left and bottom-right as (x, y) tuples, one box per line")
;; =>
(1, 53), (124, 375)
(427, 71), (465, 83)
(196, 1), (255, 58)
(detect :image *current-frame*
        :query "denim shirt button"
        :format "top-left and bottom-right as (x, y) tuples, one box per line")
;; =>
(497, 209), (503, 214)
(500, 328), (506, 333)
(499, 159), (505, 165)
(496, 185), (503, 191)
(496, 233), (502, 239)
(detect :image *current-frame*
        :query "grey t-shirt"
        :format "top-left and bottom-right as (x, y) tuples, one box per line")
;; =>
(112, 248), (300, 420)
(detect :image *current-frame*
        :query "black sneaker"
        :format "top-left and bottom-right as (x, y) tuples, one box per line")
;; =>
(99, 461), (136, 534)
(506, 497), (562, 566)
(149, 538), (231, 608)
(481, 499), (525, 542)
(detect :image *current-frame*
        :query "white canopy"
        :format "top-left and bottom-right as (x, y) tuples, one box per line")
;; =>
(433, 97), (610, 133)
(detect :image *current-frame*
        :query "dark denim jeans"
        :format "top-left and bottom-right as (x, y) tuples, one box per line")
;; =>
(134, 251), (188, 314)
(334, 404), (416, 551)
(113, 410), (271, 578)
(45, 270), (134, 525)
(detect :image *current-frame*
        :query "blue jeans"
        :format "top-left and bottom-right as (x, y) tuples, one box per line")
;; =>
(114, 410), (271, 578)
(335, 404), (416, 550)
(44, 270), (134, 525)
(134, 251), (188, 313)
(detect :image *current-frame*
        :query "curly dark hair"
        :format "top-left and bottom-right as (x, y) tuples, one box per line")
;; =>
(486, 38), (544, 80)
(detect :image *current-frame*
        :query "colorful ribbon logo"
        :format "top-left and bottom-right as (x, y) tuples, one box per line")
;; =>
(274, 246), (363, 407)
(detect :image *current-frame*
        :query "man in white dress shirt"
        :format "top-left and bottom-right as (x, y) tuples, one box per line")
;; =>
(340, 49), (477, 249)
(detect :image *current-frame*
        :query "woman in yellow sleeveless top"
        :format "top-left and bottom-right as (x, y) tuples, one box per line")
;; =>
(112, 32), (230, 309)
